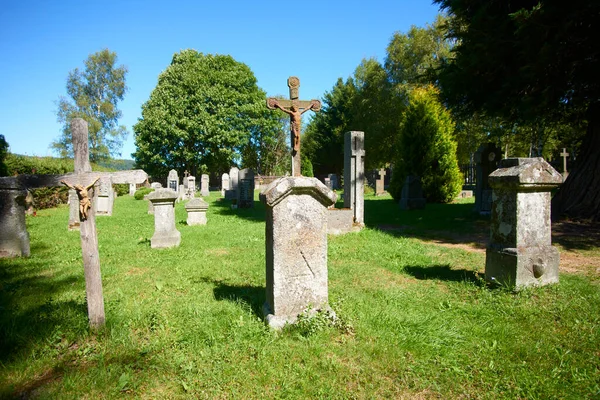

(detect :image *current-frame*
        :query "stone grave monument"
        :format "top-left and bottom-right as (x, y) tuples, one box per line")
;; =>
(474, 143), (502, 214)
(328, 173), (339, 190)
(237, 168), (255, 208)
(221, 172), (230, 196)
(343, 131), (365, 225)
(168, 169), (179, 192)
(399, 175), (426, 210)
(375, 168), (386, 196)
(485, 158), (563, 288)
(129, 183), (136, 196)
(260, 176), (337, 329)
(185, 198), (209, 225)
(95, 176), (115, 216)
(147, 188), (181, 248)
(200, 174), (210, 197)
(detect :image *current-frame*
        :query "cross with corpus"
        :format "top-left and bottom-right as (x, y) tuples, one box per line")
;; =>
(267, 76), (321, 176)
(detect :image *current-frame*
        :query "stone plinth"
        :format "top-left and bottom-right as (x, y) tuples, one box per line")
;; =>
(147, 189), (180, 249)
(0, 189), (30, 257)
(399, 175), (426, 210)
(260, 177), (337, 329)
(185, 198), (209, 225)
(343, 131), (365, 225)
(486, 158), (563, 288)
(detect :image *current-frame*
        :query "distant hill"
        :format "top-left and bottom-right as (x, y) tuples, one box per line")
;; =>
(97, 159), (136, 171)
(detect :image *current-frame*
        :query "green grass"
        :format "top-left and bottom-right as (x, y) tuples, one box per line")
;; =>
(0, 193), (598, 399)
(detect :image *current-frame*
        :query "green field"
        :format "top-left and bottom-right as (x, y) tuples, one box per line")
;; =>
(1, 193), (598, 399)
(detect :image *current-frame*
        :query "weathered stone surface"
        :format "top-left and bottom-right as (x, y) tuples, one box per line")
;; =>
(375, 168), (386, 196)
(238, 168), (255, 208)
(343, 131), (365, 225)
(167, 169), (179, 193)
(185, 176), (196, 200)
(96, 176), (114, 216)
(129, 183), (136, 196)
(147, 189), (180, 248)
(327, 208), (356, 235)
(399, 175), (426, 210)
(150, 182), (162, 189)
(0, 189), (30, 257)
(221, 173), (230, 196)
(144, 194), (154, 215)
(474, 143), (502, 214)
(328, 174), (339, 190)
(185, 197), (209, 226)
(260, 177), (337, 329)
(225, 167), (239, 200)
(200, 174), (210, 197)
(485, 158), (562, 288)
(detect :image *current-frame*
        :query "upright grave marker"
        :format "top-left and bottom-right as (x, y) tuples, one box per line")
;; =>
(225, 167), (239, 200)
(560, 148), (569, 181)
(238, 168), (255, 208)
(474, 143), (502, 214)
(486, 158), (563, 288)
(95, 176), (115, 216)
(221, 172), (230, 197)
(375, 168), (386, 196)
(267, 77), (321, 176)
(200, 174), (210, 197)
(343, 131), (365, 225)
(168, 169), (179, 192)
(147, 189), (181, 248)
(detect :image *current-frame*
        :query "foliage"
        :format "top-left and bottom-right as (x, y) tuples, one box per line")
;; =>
(300, 154), (313, 177)
(97, 158), (136, 171)
(51, 49), (128, 162)
(113, 184), (129, 197)
(390, 86), (462, 203)
(133, 50), (278, 178)
(0, 134), (8, 176)
(134, 187), (153, 200)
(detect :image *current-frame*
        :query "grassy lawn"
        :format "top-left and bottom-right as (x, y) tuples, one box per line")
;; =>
(1, 192), (598, 399)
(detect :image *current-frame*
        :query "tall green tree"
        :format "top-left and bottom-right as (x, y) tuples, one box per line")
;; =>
(389, 86), (462, 203)
(133, 50), (278, 178)
(435, 0), (599, 220)
(0, 134), (9, 176)
(52, 49), (128, 162)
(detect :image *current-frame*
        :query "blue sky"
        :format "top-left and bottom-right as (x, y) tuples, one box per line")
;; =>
(0, 1), (441, 160)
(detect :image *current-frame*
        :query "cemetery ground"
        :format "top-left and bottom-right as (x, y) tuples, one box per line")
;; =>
(1, 192), (599, 399)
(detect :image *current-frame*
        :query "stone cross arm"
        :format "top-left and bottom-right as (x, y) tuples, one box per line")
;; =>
(266, 98), (322, 113)
(0, 169), (148, 190)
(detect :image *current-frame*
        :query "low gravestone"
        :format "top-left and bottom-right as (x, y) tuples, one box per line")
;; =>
(343, 131), (365, 225)
(221, 173), (230, 197)
(151, 182), (162, 189)
(260, 177), (337, 329)
(474, 143), (502, 214)
(375, 168), (386, 196)
(200, 174), (210, 197)
(225, 167), (239, 200)
(238, 168), (255, 208)
(144, 194), (154, 215)
(96, 176), (114, 216)
(328, 174), (339, 190)
(485, 158), (563, 288)
(399, 175), (426, 210)
(185, 198), (209, 225)
(147, 189), (180, 248)
(0, 189), (30, 257)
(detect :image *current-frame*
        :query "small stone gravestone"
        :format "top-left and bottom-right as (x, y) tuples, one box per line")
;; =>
(147, 189), (180, 248)
(324, 177), (332, 190)
(486, 158), (563, 288)
(151, 182), (162, 189)
(399, 175), (426, 210)
(343, 131), (365, 225)
(375, 168), (386, 196)
(186, 176), (196, 200)
(129, 183), (136, 196)
(221, 173), (230, 196)
(260, 177), (337, 329)
(225, 167), (239, 200)
(328, 174), (339, 190)
(237, 168), (255, 208)
(96, 176), (114, 216)
(168, 169), (179, 192)
(474, 143), (502, 214)
(185, 198), (209, 225)
(200, 174), (210, 197)
(0, 189), (30, 257)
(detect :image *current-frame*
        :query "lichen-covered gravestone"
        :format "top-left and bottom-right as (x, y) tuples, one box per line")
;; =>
(238, 168), (255, 208)
(200, 174), (210, 197)
(147, 189), (181, 248)
(168, 169), (179, 192)
(260, 177), (337, 329)
(0, 189), (30, 257)
(185, 198), (209, 225)
(485, 158), (563, 288)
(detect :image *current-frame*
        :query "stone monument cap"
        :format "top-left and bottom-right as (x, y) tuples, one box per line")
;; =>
(489, 158), (563, 190)
(147, 188), (178, 202)
(185, 197), (209, 211)
(260, 177), (337, 208)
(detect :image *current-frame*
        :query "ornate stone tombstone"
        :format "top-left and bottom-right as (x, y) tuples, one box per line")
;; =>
(185, 197), (209, 225)
(147, 189), (181, 249)
(168, 169), (179, 193)
(200, 174), (210, 197)
(399, 175), (426, 210)
(95, 176), (114, 216)
(485, 158), (563, 288)
(237, 168), (255, 208)
(343, 131), (365, 225)
(225, 167), (239, 200)
(221, 173), (230, 196)
(474, 143), (502, 214)
(186, 176), (196, 200)
(260, 177), (337, 329)
(375, 168), (386, 196)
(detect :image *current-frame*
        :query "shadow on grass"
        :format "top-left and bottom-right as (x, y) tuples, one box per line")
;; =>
(210, 195), (266, 223)
(213, 282), (265, 319)
(552, 220), (600, 251)
(404, 264), (485, 285)
(0, 260), (87, 363)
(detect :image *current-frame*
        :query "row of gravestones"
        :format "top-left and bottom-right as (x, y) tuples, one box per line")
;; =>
(222, 167), (255, 208)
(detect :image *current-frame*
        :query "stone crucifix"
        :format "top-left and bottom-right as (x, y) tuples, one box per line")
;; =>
(267, 76), (321, 176)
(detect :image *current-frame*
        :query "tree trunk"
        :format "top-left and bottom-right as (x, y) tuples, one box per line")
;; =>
(552, 103), (600, 221)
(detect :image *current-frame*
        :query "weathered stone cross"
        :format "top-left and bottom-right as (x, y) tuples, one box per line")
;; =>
(560, 148), (569, 174)
(267, 76), (321, 176)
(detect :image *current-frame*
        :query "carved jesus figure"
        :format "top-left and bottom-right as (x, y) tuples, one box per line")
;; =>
(273, 102), (315, 152)
(61, 177), (100, 220)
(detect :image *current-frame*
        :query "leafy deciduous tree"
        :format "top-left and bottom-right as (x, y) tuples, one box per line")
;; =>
(52, 49), (128, 162)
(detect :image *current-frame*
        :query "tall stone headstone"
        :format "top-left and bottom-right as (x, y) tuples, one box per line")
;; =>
(474, 143), (502, 214)
(129, 183), (136, 196)
(328, 174), (339, 190)
(185, 176), (196, 200)
(399, 175), (426, 210)
(485, 158), (563, 288)
(95, 176), (114, 216)
(375, 168), (386, 196)
(238, 168), (255, 208)
(225, 167), (239, 200)
(167, 169), (179, 192)
(221, 173), (230, 196)
(261, 177), (337, 329)
(343, 131), (365, 225)
(200, 174), (210, 197)
(0, 189), (30, 257)
(147, 189), (181, 249)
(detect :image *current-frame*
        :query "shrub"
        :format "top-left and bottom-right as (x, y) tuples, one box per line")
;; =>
(390, 86), (463, 203)
(301, 155), (314, 177)
(134, 187), (153, 200)
(114, 184), (129, 197)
